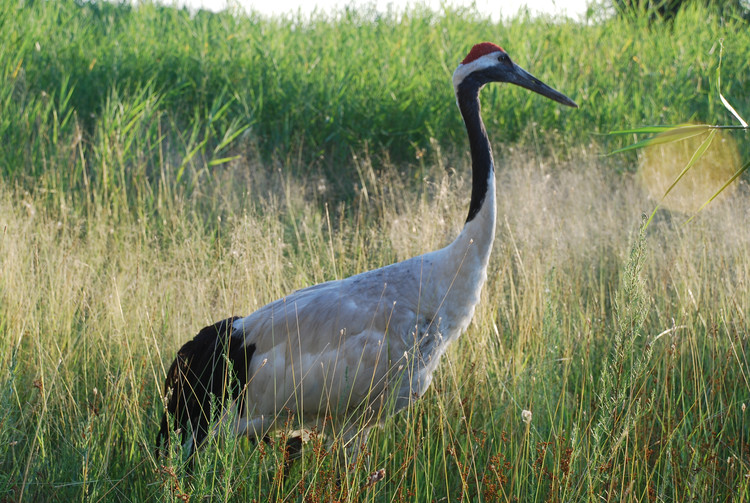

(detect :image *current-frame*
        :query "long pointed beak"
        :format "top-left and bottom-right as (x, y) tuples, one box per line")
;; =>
(510, 63), (578, 108)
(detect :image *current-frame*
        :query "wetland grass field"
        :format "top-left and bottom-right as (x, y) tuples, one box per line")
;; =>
(1, 0), (749, 500)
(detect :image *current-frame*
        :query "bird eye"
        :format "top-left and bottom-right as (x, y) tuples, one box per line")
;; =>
(498, 53), (509, 63)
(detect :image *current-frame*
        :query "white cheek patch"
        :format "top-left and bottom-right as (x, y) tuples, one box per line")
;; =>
(452, 53), (502, 94)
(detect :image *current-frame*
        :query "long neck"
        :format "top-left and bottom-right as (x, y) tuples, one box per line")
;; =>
(457, 82), (495, 224)
(426, 80), (496, 334)
(442, 80), (496, 280)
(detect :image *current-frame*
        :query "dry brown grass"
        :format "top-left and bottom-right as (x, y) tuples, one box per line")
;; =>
(1, 146), (748, 500)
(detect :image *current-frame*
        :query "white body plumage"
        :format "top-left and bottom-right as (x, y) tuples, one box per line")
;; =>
(157, 42), (575, 461)
(231, 167), (495, 444)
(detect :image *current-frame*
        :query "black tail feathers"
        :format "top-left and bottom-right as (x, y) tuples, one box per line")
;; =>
(156, 316), (255, 457)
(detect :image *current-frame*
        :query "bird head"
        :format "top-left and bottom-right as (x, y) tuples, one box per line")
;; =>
(453, 42), (577, 108)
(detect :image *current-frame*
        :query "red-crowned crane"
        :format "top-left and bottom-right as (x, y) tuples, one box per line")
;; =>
(157, 42), (577, 464)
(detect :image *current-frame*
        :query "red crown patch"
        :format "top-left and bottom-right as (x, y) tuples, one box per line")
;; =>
(461, 42), (505, 65)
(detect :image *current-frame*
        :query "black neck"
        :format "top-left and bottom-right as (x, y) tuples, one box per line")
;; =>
(456, 79), (494, 223)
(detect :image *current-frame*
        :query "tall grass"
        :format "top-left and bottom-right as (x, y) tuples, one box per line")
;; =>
(1, 0), (749, 501)
(2, 146), (749, 500)
(2, 0), (749, 209)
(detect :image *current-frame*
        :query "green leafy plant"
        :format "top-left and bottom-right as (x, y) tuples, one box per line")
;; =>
(610, 43), (749, 226)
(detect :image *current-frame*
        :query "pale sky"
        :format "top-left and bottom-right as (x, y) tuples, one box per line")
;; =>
(169, 0), (591, 20)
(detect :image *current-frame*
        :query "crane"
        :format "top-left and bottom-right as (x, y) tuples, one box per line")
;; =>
(156, 42), (577, 464)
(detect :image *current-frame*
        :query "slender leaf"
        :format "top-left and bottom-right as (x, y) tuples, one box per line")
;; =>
(608, 125), (693, 135)
(719, 92), (748, 127)
(608, 125), (710, 156)
(685, 158), (750, 224)
(208, 155), (241, 167)
(643, 129), (716, 228)
(661, 128), (716, 199)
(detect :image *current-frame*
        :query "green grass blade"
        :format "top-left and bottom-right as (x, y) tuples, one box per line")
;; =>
(643, 202), (662, 229)
(684, 158), (750, 225)
(643, 128), (716, 230)
(208, 155), (241, 167)
(608, 125), (710, 156)
(608, 125), (689, 135)
(214, 123), (250, 154)
(661, 128), (716, 199)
